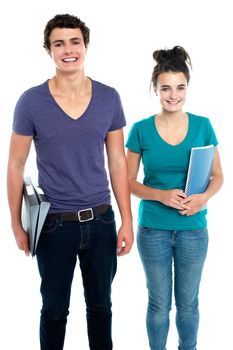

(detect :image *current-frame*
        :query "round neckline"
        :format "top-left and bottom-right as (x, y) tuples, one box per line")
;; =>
(46, 77), (93, 122)
(152, 113), (190, 147)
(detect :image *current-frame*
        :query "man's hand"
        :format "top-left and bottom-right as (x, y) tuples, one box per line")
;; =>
(13, 226), (30, 256)
(117, 224), (134, 257)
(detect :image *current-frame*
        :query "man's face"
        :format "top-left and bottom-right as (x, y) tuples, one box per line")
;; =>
(48, 27), (87, 72)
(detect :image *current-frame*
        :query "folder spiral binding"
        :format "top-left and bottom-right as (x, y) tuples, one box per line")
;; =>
(185, 145), (215, 196)
(22, 177), (50, 257)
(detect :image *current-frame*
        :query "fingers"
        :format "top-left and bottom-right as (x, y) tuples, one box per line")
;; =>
(170, 198), (190, 210)
(23, 243), (30, 257)
(117, 244), (131, 256)
(117, 236), (124, 256)
(117, 236), (133, 257)
(180, 197), (192, 204)
(18, 238), (30, 257)
(179, 209), (195, 216)
(179, 209), (189, 215)
(176, 190), (187, 199)
(168, 190), (189, 210)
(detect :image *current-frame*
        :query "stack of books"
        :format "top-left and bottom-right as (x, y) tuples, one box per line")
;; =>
(22, 177), (50, 257)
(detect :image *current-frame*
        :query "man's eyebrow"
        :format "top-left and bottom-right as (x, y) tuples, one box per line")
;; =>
(51, 40), (63, 44)
(51, 37), (83, 44)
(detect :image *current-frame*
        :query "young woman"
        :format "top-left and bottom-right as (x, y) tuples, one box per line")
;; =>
(126, 46), (223, 350)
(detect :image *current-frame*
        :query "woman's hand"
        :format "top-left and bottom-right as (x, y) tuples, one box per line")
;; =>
(158, 189), (190, 210)
(179, 193), (209, 216)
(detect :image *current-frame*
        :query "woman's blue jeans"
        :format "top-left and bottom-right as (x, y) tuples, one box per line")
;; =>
(137, 226), (208, 350)
(36, 207), (117, 350)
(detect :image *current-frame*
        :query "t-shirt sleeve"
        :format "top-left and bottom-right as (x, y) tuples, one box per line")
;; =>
(125, 123), (142, 154)
(206, 118), (218, 146)
(13, 92), (35, 136)
(108, 89), (126, 131)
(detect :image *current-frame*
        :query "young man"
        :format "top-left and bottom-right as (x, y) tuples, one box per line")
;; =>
(7, 14), (133, 350)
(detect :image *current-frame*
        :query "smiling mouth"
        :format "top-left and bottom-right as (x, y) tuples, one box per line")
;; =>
(167, 100), (181, 104)
(62, 57), (78, 62)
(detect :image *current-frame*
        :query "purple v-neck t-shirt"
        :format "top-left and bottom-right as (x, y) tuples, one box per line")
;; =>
(13, 79), (126, 213)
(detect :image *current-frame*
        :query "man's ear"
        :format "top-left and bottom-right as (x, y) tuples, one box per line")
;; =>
(46, 48), (52, 57)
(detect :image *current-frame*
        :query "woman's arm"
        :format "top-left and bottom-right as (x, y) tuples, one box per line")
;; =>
(180, 147), (224, 216)
(126, 149), (190, 210)
(7, 132), (33, 255)
(106, 129), (134, 256)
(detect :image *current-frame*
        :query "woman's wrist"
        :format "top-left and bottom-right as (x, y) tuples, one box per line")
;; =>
(153, 188), (162, 202)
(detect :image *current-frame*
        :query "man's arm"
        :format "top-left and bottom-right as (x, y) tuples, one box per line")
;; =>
(7, 132), (33, 256)
(105, 129), (134, 256)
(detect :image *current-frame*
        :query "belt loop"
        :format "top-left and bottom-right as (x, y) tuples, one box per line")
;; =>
(58, 213), (63, 226)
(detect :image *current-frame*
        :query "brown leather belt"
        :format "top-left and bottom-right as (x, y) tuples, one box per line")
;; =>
(47, 204), (111, 223)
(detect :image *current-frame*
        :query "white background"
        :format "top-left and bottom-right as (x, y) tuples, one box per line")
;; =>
(0, 0), (232, 349)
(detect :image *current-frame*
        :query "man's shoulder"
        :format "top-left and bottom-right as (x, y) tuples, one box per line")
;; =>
(15, 81), (49, 110)
(22, 81), (48, 98)
(91, 79), (119, 98)
(16, 82), (48, 107)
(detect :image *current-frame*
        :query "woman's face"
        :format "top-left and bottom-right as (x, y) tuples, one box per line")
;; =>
(156, 72), (188, 113)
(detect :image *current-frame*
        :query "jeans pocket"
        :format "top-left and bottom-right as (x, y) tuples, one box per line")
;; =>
(138, 225), (153, 234)
(97, 207), (115, 224)
(194, 228), (208, 234)
(42, 218), (59, 234)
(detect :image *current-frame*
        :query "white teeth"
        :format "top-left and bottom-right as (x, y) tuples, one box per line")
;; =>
(168, 101), (180, 104)
(63, 58), (77, 62)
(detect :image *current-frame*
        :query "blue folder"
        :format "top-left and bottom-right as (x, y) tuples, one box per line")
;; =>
(185, 145), (215, 196)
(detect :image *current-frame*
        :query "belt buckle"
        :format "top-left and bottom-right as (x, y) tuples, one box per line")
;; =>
(77, 208), (94, 222)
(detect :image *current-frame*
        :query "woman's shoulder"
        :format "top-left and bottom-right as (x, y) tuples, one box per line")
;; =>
(132, 115), (155, 129)
(188, 112), (210, 124)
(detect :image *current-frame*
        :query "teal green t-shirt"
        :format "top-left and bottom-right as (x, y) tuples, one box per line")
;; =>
(126, 113), (218, 230)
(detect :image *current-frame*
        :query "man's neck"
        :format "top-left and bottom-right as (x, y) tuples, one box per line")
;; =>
(51, 70), (89, 97)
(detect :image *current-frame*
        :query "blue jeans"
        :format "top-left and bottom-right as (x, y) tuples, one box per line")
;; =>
(137, 226), (208, 350)
(36, 207), (117, 350)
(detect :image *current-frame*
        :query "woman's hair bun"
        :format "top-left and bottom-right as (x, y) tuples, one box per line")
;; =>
(152, 46), (191, 67)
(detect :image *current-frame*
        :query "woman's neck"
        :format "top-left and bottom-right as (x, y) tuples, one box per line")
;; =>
(157, 110), (187, 127)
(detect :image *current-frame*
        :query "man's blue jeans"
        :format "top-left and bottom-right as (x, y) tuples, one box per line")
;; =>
(36, 206), (117, 350)
(137, 226), (208, 350)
